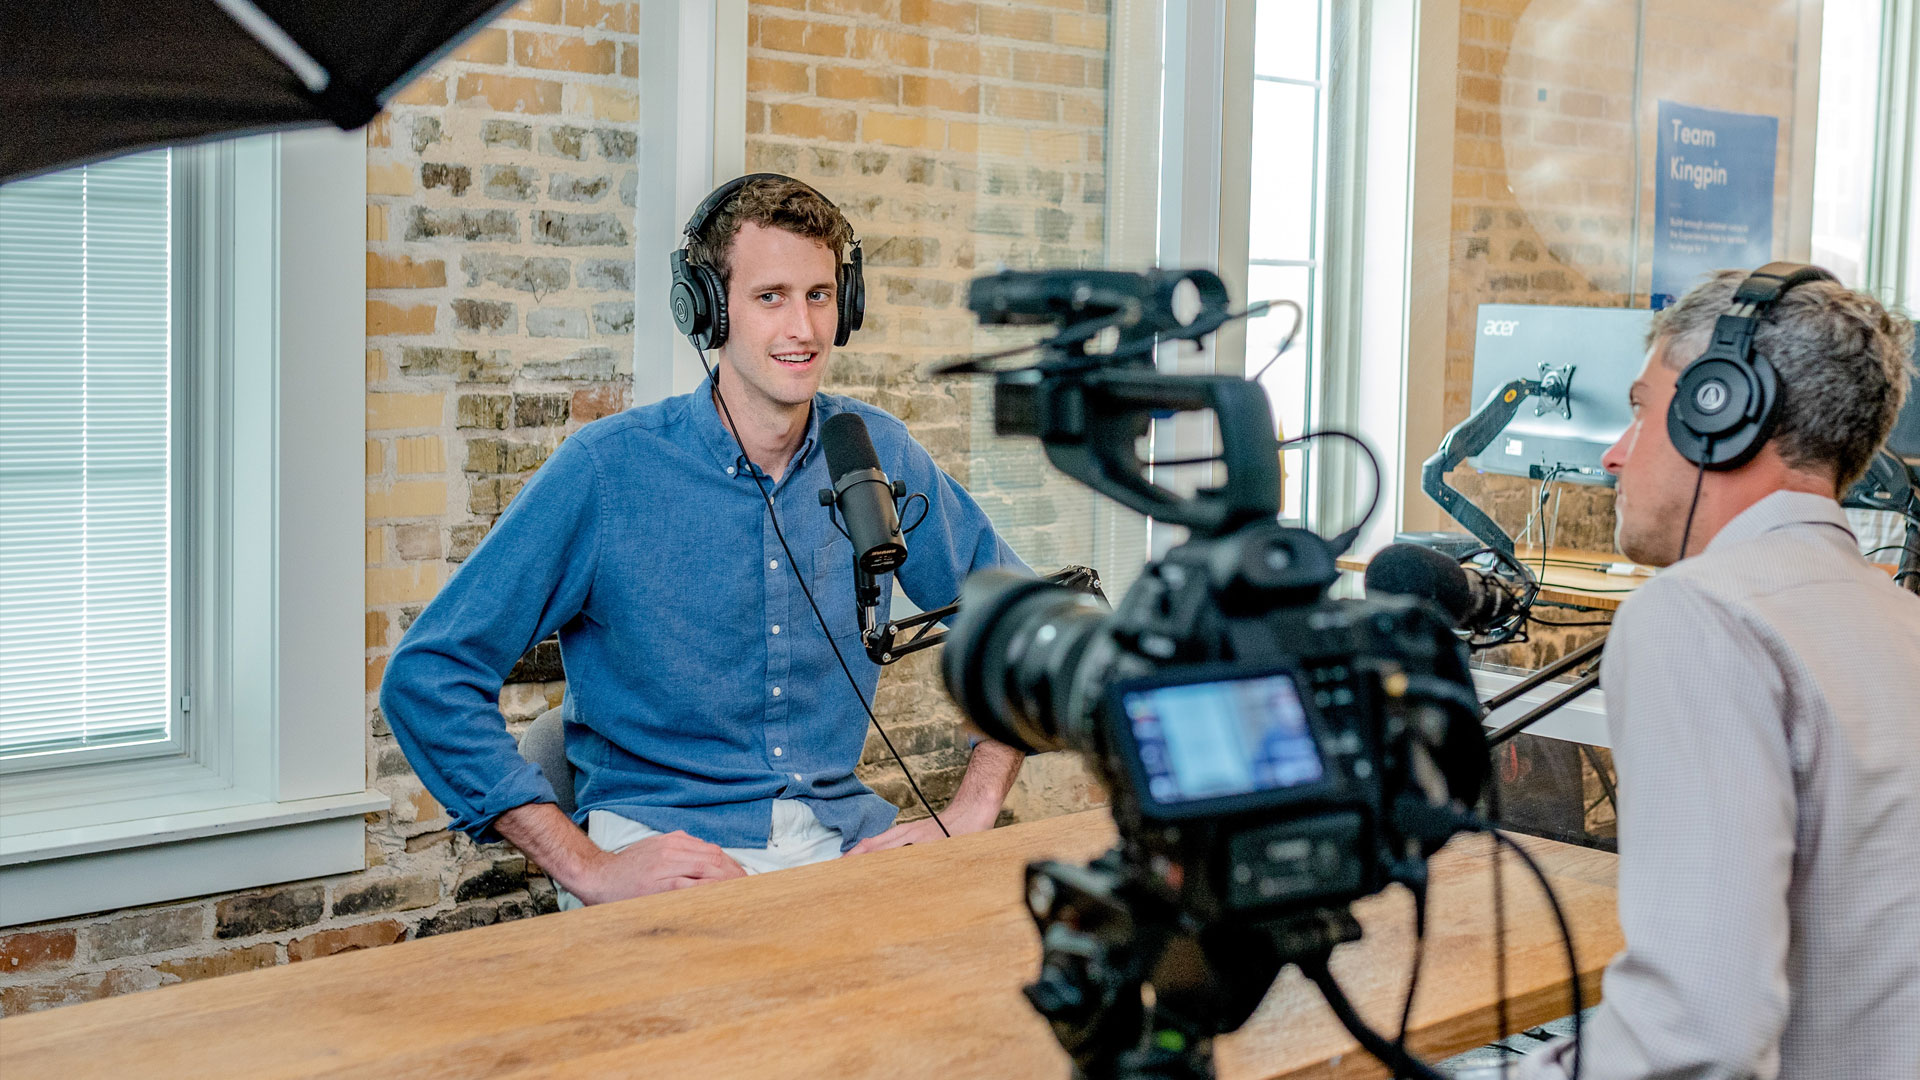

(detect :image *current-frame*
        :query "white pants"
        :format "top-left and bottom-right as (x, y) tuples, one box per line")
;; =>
(556, 800), (844, 911)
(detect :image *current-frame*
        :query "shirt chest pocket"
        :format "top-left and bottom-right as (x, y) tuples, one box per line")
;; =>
(807, 538), (893, 645)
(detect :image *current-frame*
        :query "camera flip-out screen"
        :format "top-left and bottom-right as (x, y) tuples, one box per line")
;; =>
(1121, 672), (1324, 805)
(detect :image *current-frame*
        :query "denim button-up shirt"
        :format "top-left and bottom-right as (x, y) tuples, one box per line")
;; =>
(381, 378), (1024, 851)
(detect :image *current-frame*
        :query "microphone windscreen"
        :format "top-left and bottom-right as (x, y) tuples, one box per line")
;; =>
(1364, 543), (1473, 626)
(822, 411), (881, 480)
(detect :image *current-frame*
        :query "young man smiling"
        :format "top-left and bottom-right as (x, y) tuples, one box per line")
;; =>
(382, 176), (1029, 907)
(1516, 270), (1920, 1078)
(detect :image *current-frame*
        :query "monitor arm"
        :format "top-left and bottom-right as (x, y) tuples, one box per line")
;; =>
(1421, 363), (1575, 556)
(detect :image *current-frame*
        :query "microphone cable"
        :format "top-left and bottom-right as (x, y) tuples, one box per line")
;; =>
(697, 354), (949, 838)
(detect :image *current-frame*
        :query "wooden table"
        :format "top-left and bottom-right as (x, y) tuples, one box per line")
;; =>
(0, 811), (1620, 1080)
(1339, 546), (1651, 612)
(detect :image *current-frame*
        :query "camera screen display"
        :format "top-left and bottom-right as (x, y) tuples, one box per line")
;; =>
(1121, 672), (1324, 804)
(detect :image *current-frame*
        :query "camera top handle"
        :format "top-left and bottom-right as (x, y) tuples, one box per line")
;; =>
(992, 366), (1282, 539)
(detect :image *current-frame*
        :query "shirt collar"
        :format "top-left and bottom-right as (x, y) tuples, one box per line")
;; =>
(691, 373), (823, 481)
(1706, 490), (1856, 553)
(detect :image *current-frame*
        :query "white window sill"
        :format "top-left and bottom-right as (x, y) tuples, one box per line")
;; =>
(1, 790), (388, 866)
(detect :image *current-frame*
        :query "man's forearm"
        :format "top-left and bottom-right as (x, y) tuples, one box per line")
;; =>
(494, 801), (605, 896)
(943, 739), (1024, 830)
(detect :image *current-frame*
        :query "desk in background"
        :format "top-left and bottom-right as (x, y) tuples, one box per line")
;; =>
(1, 810), (1619, 1080)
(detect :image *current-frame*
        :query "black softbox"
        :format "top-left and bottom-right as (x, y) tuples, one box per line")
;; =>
(0, 0), (518, 183)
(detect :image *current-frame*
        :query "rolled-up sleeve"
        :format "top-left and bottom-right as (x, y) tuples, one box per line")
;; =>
(378, 436), (605, 842)
(1520, 574), (1795, 1080)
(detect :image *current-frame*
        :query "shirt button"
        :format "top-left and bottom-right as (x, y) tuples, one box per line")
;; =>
(773, 747), (783, 757)
(771, 624), (781, 635)
(772, 686), (781, 696)
(725, 466), (736, 476)
(792, 773), (802, 782)
(769, 559), (778, 569)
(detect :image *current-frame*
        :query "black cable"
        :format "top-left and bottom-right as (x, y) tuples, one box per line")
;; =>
(1279, 429), (1383, 546)
(1526, 614), (1614, 628)
(1677, 452), (1709, 562)
(1392, 884), (1430, 1077)
(898, 491), (930, 535)
(1299, 956), (1450, 1080)
(1467, 818), (1584, 1080)
(1249, 298), (1306, 383)
(699, 361), (948, 837)
(1487, 769), (1512, 1052)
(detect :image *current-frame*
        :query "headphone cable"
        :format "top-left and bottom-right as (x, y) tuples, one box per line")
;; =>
(699, 357), (949, 838)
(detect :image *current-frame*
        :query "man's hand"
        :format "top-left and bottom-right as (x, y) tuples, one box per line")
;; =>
(572, 831), (747, 905)
(847, 803), (996, 855)
(849, 739), (1023, 855)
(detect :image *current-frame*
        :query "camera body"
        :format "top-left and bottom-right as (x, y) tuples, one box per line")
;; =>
(939, 268), (1488, 1079)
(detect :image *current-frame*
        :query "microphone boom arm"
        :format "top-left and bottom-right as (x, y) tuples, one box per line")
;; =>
(1422, 364), (1575, 556)
(863, 565), (1105, 665)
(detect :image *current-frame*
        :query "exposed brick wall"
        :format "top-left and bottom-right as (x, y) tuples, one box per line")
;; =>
(1, 0), (1117, 1015)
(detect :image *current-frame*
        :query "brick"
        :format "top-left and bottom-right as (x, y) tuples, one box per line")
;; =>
(367, 253), (447, 289)
(0, 930), (76, 974)
(465, 438), (553, 474)
(453, 26), (509, 64)
(748, 58), (811, 95)
(366, 562), (445, 605)
(392, 74), (447, 107)
(581, 85), (638, 124)
(399, 346), (514, 382)
(541, 125), (589, 159)
(406, 207), (520, 242)
(421, 162), (471, 195)
(864, 113), (944, 150)
(2, 968), (162, 1015)
(367, 301), (436, 336)
(852, 28), (931, 67)
(366, 527), (383, 565)
(394, 522), (442, 560)
(817, 66), (900, 105)
(812, 0), (893, 14)
(577, 259), (632, 291)
(514, 394), (572, 427)
(457, 394), (512, 429)
(481, 119), (533, 149)
(508, 639), (566, 682)
(411, 116), (442, 154)
(931, 39), (980, 75)
(985, 84), (1058, 123)
(367, 392), (445, 431)
(771, 103), (858, 142)
(155, 944), (279, 985)
(867, 235), (941, 268)
(367, 610), (388, 648)
(413, 903), (503, 938)
(592, 301), (634, 335)
(367, 161), (413, 196)
(548, 173), (611, 202)
(449, 523), (492, 562)
(366, 481), (449, 520)
(902, 74), (978, 113)
(525, 346), (619, 381)
(1054, 12), (1105, 49)
(455, 857), (529, 902)
(287, 920), (406, 963)
(507, 0), (563, 21)
(756, 15), (848, 57)
(367, 440), (383, 476)
(595, 128), (637, 162)
(532, 210), (629, 247)
(396, 437), (446, 475)
(455, 73), (564, 113)
(366, 205), (388, 242)
(452, 299), (517, 335)
(214, 884), (325, 940)
(621, 41), (638, 77)
(1012, 50), (1084, 86)
(87, 907), (205, 962)
(571, 384), (629, 423)
(366, 114), (392, 150)
(562, 0), (637, 32)
(901, 0), (976, 33)
(482, 164), (540, 201)
(332, 874), (443, 918)
(978, 6), (1050, 41)
(468, 477), (529, 515)
(462, 253), (570, 295)
(513, 31), (616, 74)
(524, 308), (588, 338)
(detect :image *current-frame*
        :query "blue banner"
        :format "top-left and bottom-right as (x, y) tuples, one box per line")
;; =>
(1651, 101), (1778, 310)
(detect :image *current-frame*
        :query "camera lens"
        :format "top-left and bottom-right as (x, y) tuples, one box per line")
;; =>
(941, 570), (1111, 755)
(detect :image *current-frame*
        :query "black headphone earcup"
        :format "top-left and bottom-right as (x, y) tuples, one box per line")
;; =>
(1668, 353), (1778, 469)
(699, 263), (729, 352)
(836, 244), (865, 348)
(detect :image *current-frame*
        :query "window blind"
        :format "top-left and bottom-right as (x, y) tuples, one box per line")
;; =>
(0, 150), (174, 761)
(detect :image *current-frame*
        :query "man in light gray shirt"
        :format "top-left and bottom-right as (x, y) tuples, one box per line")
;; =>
(1520, 270), (1920, 1079)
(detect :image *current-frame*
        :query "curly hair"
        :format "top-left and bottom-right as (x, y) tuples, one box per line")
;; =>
(685, 175), (855, 288)
(1650, 269), (1916, 489)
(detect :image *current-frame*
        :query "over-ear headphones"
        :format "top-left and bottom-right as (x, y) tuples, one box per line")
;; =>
(667, 173), (866, 352)
(1667, 261), (1836, 470)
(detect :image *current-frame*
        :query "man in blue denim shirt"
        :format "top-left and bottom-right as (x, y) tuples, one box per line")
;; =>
(381, 176), (1028, 906)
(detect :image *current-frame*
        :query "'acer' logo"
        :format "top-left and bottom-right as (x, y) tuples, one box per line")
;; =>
(1482, 319), (1519, 337)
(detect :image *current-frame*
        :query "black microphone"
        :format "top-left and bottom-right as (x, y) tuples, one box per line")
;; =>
(1363, 542), (1524, 637)
(819, 412), (907, 574)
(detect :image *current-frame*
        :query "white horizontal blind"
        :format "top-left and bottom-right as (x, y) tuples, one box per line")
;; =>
(0, 151), (174, 762)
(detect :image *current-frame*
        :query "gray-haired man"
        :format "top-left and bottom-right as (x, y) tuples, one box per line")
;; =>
(1517, 269), (1920, 1078)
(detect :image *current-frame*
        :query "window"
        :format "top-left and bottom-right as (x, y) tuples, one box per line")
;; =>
(1, 150), (180, 768)
(0, 131), (379, 928)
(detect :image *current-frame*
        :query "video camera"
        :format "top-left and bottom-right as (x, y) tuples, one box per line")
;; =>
(937, 269), (1493, 1080)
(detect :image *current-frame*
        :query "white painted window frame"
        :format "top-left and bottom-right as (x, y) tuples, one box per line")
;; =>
(0, 129), (384, 928)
